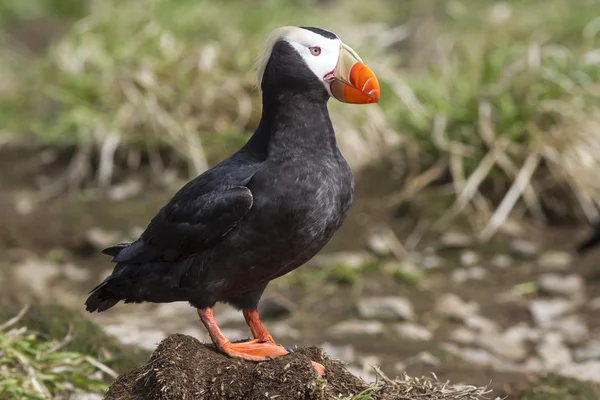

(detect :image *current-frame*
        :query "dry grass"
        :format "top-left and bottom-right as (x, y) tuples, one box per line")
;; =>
(1, 0), (600, 234)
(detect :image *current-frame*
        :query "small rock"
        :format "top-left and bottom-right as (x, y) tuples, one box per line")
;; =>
(435, 293), (479, 322)
(367, 232), (391, 256)
(221, 328), (246, 341)
(394, 323), (433, 341)
(85, 227), (121, 250)
(477, 333), (527, 361)
(537, 251), (573, 271)
(69, 391), (103, 400)
(538, 273), (585, 298)
(321, 342), (355, 362)
(258, 297), (294, 320)
(357, 297), (414, 320)
(523, 356), (544, 373)
(528, 298), (576, 327)
(269, 323), (301, 340)
(588, 297), (600, 310)
(104, 325), (165, 351)
(465, 315), (499, 333)
(346, 364), (377, 383)
(310, 251), (375, 270)
(13, 258), (61, 297)
(439, 231), (472, 248)
(108, 179), (143, 200)
(508, 239), (539, 257)
(460, 251), (480, 266)
(61, 263), (91, 282)
(537, 333), (572, 370)
(408, 351), (441, 367)
(394, 361), (407, 373)
(330, 320), (384, 337)
(574, 341), (600, 362)
(452, 266), (488, 283)
(491, 254), (513, 269)
(449, 327), (477, 345)
(503, 323), (541, 343)
(446, 346), (500, 367)
(421, 254), (444, 269)
(552, 315), (588, 344)
(559, 361), (600, 383)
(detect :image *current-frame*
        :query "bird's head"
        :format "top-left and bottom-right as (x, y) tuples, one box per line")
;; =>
(255, 26), (380, 104)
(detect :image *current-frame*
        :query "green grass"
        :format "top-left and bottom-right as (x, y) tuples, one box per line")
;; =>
(1, 0), (600, 228)
(0, 307), (112, 399)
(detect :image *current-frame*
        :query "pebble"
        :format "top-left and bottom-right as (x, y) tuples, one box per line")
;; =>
(528, 298), (576, 327)
(508, 239), (539, 257)
(537, 251), (573, 271)
(446, 346), (500, 367)
(408, 351), (441, 367)
(321, 342), (356, 362)
(537, 332), (573, 370)
(574, 341), (600, 362)
(421, 254), (444, 269)
(552, 315), (589, 344)
(559, 361), (600, 383)
(439, 231), (472, 248)
(491, 254), (513, 269)
(451, 267), (488, 284)
(449, 327), (477, 345)
(588, 297), (600, 310)
(108, 179), (142, 200)
(477, 333), (528, 362)
(357, 297), (414, 320)
(310, 251), (375, 270)
(538, 273), (585, 298)
(435, 293), (479, 322)
(69, 391), (103, 400)
(330, 320), (384, 337)
(394, 362), (407, 373)
(269, 323), (301, 340)
(366, 232), (391, 256)
(85, 227), (121, 249)
(103, 324), (165, 351)
(503, 323), (541, 343)
(394, 323), (433, 341)
(464, 315), (499, 333)
(460, 251), (480, 266)
(258, 297), (294, 320)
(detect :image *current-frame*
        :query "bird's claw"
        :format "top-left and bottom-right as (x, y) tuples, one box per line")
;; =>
(284, 347), (294, 353)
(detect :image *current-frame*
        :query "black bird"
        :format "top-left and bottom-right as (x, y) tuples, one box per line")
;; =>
(85, 26), (380, 375)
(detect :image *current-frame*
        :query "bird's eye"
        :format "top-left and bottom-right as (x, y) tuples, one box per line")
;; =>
(309, 46), (321, 56)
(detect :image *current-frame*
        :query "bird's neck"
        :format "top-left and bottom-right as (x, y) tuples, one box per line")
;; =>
(244, 91), (338, 158)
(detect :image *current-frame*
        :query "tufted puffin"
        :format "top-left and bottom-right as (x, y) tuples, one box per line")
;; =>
(85, 26), (380, 375)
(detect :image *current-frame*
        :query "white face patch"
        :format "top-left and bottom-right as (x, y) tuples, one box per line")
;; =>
(255, 27), (342, 95)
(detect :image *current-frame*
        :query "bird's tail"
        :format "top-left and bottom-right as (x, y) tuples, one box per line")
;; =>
(85, 275), (122, 312)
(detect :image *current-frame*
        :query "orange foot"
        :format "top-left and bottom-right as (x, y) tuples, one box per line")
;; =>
(221, 339), (326, 377)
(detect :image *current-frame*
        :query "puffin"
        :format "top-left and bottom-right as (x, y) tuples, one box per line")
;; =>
(85, 26), (380, 375)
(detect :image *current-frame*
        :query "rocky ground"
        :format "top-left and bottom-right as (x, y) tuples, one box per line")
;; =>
(1, 173), (600, 398)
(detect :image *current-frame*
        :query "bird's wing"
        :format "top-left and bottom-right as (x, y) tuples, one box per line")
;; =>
(104, 186), (253, 264)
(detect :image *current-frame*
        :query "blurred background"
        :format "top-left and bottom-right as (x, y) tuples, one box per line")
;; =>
(1, 0), (600, 398)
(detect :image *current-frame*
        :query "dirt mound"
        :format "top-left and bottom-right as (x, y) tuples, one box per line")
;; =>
(105, 334), (367, 400)
(105, 334), (492, 400)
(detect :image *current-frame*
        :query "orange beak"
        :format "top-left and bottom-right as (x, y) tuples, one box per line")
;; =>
(329, 43), (380, 104)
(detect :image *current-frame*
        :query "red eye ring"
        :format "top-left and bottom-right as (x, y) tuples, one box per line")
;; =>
(309, 46), (321, 56)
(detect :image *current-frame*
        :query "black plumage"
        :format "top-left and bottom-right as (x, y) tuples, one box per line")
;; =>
(86, 37), (354, 314)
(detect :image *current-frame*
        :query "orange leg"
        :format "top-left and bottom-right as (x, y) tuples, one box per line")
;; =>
(198, 308), (325, 376)
(198, 308), (289, 361)
(242, 308), (326, 376)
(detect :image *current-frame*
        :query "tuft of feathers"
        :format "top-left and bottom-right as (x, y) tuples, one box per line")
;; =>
(254, 26), (297, 89)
